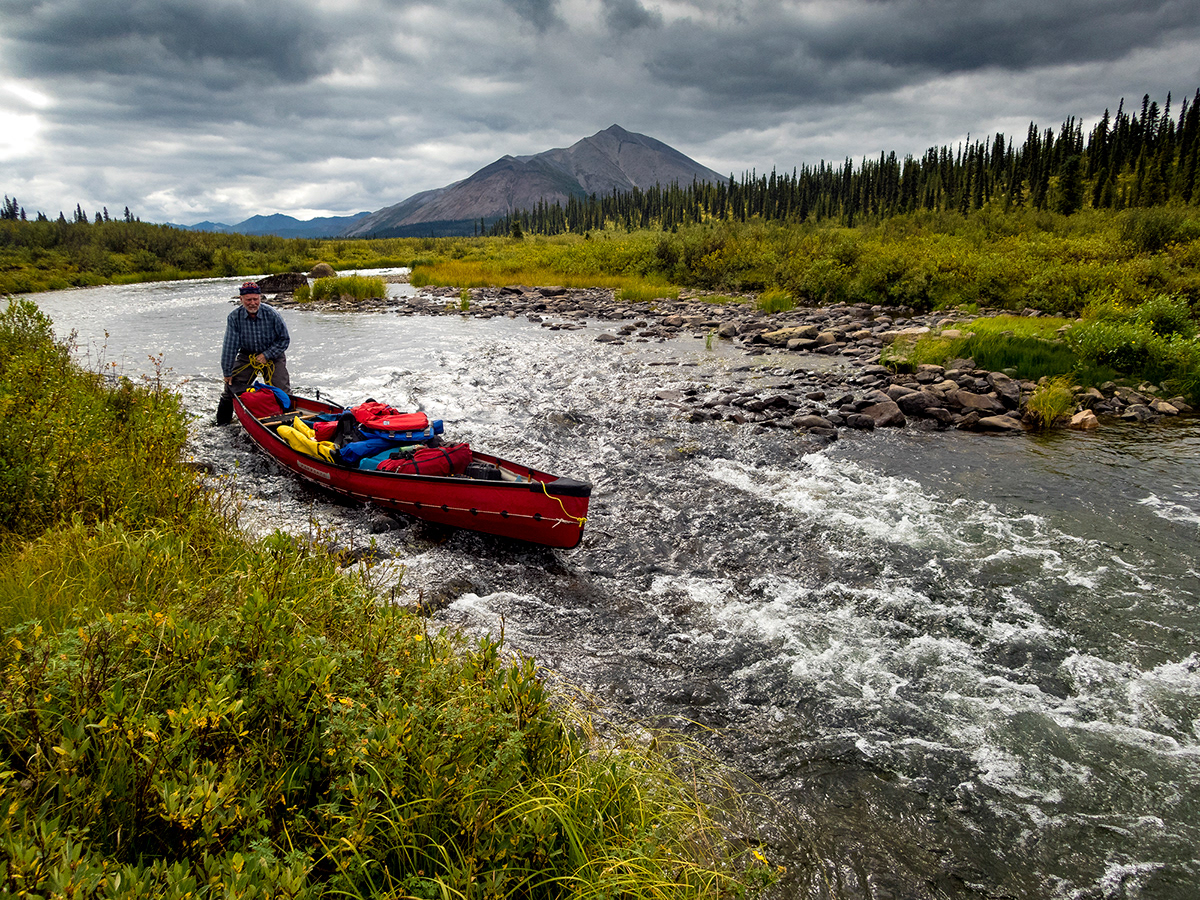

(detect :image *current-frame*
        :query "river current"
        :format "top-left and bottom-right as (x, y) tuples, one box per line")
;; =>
(28, 276), (1200, 900)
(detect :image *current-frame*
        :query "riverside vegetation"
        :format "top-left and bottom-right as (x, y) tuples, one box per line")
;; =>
(3, 205), (1198, 404)
(0, 300), (775, 898)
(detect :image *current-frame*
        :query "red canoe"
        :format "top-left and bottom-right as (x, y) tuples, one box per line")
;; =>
(234, 393), (592, 548)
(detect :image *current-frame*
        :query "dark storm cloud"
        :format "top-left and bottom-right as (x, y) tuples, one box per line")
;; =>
(502, 0), (563, 31)
(2, 0), (1197, 223)
(602, 0), (662, 34)
(0, 0), (350, 87)
(647, 0), (1200, 107)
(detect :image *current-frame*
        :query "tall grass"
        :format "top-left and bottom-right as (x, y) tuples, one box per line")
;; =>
(1025, 375), (1078, 429)
(298, 274), (386, 302)
(883, 315), (1084, 381)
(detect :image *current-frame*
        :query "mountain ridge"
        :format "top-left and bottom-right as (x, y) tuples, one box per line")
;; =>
(340, 125), (725, 238)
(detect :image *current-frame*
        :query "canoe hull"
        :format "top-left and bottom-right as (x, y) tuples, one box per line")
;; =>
(234, 395), (591, 548)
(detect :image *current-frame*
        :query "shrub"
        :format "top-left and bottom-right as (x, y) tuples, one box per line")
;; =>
(1134, 293), (1197, 338)
(0, 300), (201, 544)
(0, 586), (757, 899)
(1069, 317), (1200, 401)
(1119, 208), (1200, 253)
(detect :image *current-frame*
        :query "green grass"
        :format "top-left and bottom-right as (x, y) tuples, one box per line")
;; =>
(882, 313), (1131, 389)
(615, 281), (681, 303)
(756, 288), (795, 314)
(300, 274), (386, 302)
(1025, 375), (1078, 429)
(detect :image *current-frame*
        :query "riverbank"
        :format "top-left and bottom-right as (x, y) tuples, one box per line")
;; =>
(271, 284), (1197, 443)
(0, 298), (771, 900)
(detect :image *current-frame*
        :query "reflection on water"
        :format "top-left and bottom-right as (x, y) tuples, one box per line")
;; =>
(30, 278), (1200, 900)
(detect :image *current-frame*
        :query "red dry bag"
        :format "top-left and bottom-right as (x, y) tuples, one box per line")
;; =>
(376, 443), (472, 476)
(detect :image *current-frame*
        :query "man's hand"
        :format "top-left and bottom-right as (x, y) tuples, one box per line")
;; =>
(254, 353), (267, 365)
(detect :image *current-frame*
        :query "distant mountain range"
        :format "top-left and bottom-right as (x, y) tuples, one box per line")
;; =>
(178, 126), (726, 239)
(172, 211), (371, 239)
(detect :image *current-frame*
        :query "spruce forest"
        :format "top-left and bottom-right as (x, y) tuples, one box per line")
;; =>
(491, 91), (1200, 236)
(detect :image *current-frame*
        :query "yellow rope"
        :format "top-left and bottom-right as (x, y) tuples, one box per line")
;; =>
(230, 355), (275, 386)
(537, 478), (588, 528)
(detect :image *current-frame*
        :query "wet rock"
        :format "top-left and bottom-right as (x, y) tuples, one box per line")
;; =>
(1069, 410), (1100, 430)
(1121, 404), (1159, 422)
(897, 391), (938, 416)
(761, 325), (819, 346)
(986, 372), (1022, 409)
(414, 575), (477, 615)
(860, 399), (906, 427)
(952, 390), (1006, 414)
(366, 512), (403, 534)
(1115, 387), (1149, 406)
(972, 415), (1025, 434)
(956, 410), (983, 430)
(923, 407), (955, 426)
(259, 272), (309, 293)
(791, 414), (835, 430)
(717, 321), (741, 337)
(915, 364), (945, 383)
(664, 679), (730, 707)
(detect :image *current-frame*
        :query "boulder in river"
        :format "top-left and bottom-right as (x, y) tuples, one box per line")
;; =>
(258, 272), (309, 293)
(860, 399), (906, 427)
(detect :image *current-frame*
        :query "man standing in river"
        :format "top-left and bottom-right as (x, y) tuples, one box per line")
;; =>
(214, 281), (291, 425)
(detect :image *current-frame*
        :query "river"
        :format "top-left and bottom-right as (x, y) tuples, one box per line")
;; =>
(27, 276), (1200, 900)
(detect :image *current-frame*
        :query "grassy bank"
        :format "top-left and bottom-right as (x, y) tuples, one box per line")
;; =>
(406, 208), (1200, 315)
(879, 295), (1200, 402)
(0, 300), (771, 899)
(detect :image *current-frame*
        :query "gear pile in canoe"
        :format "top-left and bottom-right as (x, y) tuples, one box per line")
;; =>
(232, 383), (591, 548)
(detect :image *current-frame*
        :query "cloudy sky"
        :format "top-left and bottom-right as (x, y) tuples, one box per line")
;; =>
(2, 0), (1198, 226)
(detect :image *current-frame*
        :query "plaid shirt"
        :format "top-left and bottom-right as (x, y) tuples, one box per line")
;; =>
(220, 303), (290, 377)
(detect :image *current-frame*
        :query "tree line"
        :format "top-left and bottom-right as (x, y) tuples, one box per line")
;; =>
(490, 89), (1200, 237)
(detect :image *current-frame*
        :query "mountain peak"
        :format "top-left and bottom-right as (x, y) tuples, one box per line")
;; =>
(343, 127), (723, 238)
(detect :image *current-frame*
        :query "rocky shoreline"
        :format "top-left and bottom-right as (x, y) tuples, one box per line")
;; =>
(269, 284), (1195, 443)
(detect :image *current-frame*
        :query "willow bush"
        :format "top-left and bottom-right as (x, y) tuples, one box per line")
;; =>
(0, 301), (204, 545)
(1, 586), (760, 899)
